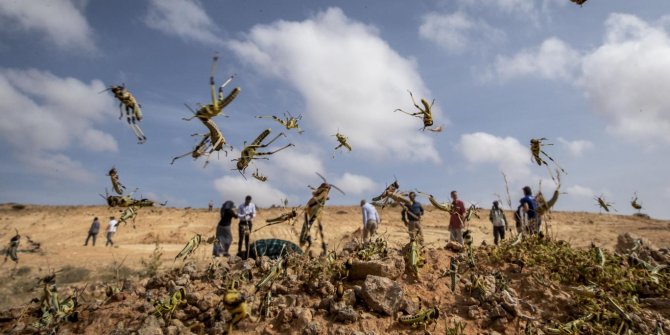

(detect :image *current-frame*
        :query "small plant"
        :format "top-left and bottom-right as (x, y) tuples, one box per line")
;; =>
(140, 239), (163, 277)
(445, 317), (466, 335)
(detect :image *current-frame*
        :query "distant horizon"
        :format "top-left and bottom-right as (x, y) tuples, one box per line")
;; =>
(2, 1), (669, 220)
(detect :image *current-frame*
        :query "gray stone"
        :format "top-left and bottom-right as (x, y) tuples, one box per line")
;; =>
(333, 303), (359, 324)
(360, 275), (404, 316)
(138, 315), (164, 335)
(302, 321), (321, 335)
(349, 255), (404, 280)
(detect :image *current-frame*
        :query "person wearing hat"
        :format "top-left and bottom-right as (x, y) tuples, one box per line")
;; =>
(489, 200), (508, 245)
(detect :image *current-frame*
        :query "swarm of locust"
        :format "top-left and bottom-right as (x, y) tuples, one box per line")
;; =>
(487, 235), (670, 334)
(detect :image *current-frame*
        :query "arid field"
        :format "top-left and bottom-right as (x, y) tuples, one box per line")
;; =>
(1, 203), (669, 334)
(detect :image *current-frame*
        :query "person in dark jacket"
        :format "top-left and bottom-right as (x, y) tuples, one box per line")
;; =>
(84, 217), (100, 246)
(214, 201), (238, 257)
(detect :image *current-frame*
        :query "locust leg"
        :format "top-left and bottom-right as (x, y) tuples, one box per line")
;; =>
(255, 144), (294, 157)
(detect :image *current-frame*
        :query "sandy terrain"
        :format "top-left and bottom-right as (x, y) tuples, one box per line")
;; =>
(1, 203), (668, 274)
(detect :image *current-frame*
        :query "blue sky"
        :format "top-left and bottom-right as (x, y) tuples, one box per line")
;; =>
(1, 0), (670, 219)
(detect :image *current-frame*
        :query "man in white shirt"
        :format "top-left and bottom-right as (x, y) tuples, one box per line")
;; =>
(105, 216), (118, 247)
(237, 195), (257, 256)
(360, 200), (380, 243)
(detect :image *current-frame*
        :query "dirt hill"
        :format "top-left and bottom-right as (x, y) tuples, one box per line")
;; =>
(0, 204), (668, 334)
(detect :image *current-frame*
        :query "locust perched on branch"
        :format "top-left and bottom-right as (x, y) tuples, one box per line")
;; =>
(394, 90), (443, 132)
(256, 111), (304, 134)
(182, 54), (239, 122)
(101, 84), (146, 143)
(299, 172), (345, 254)
(233, 128), (293, 177)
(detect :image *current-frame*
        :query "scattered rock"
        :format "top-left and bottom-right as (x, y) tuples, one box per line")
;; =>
(360, 275), (404, 316)
(302, 321), (321, 335)
(138, 315), (163, 335)
(445, 241), (464, 252)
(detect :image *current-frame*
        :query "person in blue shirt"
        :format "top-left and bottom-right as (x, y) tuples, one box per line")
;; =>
(520, 186), (539, 234)
(401, 192), (424, 243)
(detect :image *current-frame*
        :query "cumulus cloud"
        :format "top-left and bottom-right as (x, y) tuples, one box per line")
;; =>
(456, 132), (530, 180)
(145, 0), (223, 46)
(557, 137), (593, 156)
(579, 14), (670, 145)
(566, 184), (594, 198)
(16, 152), (95, 184)
(0, 68), (118, 152)
(0, 0), (95, 52)
(419, 11), (505, 53)
(491, 37), (580, 82)
(333, 173), (377, 196)
(214, 176), (287, 208)
(227, 7), (441, 162)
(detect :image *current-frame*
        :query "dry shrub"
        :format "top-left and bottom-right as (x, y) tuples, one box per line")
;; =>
(140, 239), (164, 277)
(11, 204), (26, 210)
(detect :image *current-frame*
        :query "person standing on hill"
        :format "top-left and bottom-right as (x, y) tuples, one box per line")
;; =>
(105, 216), (118, 247)
(360, 200), (380, 243)
(489, 201), (508, 245)
(214, 200), (238, 257)
(237, 195), (256, 256)
(449, 190), (466, 244)
(401, 192), (424, 243)
(521, 186), (539, 234)
(208, 200), (214, 212)
(84, 217), (100, 246)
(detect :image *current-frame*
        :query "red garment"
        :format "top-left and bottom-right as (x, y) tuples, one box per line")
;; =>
(449, 199), (466, 229)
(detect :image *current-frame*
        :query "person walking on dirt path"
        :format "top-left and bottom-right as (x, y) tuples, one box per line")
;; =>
(402, 192), (424, 244)
(489, 201), (508, 245)
(84, 217), (100, 246)
(214, 200), (238, 257)
(105, 216), (118, 247)
(360, 200), (380, 243)
(237, 195), (257, 256)
(449, 190), (466, 244)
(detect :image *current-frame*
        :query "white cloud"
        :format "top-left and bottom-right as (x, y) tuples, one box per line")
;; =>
(492, 37), (580, 81)
(333, 173), (377, 196)
(456, 132), (530, 180)
(0, 0), (95, 52)
(266, 149), (326, 186)
(16, 152), (95, 184)
(0, 68), (118, 152)
(227, 7), (441, 162)
(419, 11), (505, 53)
(145, 0), (223, 46)
(213, 176), (287, 208)
(579, 14), (670, 145)
(557, 137), (593, 156)
(457, 0), (538, 21)
(566, 184), (594, 198)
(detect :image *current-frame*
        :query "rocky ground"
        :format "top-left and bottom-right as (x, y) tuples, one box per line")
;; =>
(0, 204), (669, 334)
